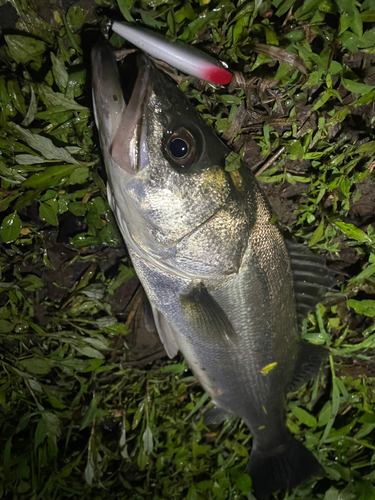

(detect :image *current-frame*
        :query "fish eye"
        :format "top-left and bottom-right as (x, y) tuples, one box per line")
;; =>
(170, 138), (188, 158)
(166, 128), (196, 169)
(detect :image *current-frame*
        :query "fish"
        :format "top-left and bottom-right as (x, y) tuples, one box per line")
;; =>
(91, 42), (334, 500)
(111, 20), (232, 85)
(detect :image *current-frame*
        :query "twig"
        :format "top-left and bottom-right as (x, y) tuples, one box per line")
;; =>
(255, 146), (286, 178)
(121, 348), (166, 367)
(255, 112), (316, 178)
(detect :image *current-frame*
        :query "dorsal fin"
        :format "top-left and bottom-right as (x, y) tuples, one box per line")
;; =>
(285, 239), (337, 324)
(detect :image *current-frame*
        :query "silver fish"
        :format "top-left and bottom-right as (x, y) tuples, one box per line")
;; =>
(92, 42), (332, 500)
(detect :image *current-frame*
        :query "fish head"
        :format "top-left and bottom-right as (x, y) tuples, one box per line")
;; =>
(92, 43), (250, 275)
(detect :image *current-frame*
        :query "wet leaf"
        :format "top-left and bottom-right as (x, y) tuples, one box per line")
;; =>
(39, 200), (58, 226)
(143, 426), (153, 454)
(19, 357), (51, 375)
(347, 299), (375, 317)
(290, 405), (318, 427)
(14, 125), (80, 164)
(5, 35), (46, 64)
(309, 217), (325, 247)
(1, 212), (22, 243)
(22, 164), (78, 189)
(341, 78), (375, 94)
(334, 221), (372, 243)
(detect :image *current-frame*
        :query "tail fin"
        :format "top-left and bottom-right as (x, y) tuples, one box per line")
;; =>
(248, 435), (325, 500)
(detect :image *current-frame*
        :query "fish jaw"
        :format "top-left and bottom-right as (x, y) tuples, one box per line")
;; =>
(91, 43), (151, 179)
(91, 43), (158, 262)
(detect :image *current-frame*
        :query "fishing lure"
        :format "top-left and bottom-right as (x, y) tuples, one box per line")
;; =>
(111, 20), (232, 85)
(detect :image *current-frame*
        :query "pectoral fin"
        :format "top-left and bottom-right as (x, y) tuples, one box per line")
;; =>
(180, 284), (238, 347)
(150, 303), (179, 359)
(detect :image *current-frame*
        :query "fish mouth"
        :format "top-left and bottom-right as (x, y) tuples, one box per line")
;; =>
(91, 42), (151, 176)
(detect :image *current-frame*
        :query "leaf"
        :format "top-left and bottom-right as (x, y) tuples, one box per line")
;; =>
(117, 0), (135, 22)
(225, 151), (242, 172)
(15, 154), (47, 165)
(51, 53), (68, 91)
(235, 473), (252, 494)
(350, 263), (375, 283)
(132, 400), (145, 430)
(184, 392), (210, 421)
(36, 83), (87, 111)
(297, 0), (322, 16)
(22, 164), (78, 189)
(80, 395), (102, 430)
(260, 362), (278, 374)
(1, 212), (22, 243)
(178, 10), (222, 42)
(309, 218), (325, 247)
(39, 201), (58, 226)
(275, 0), (297, 17)
(75, 346), (104, 359)
(5, 35), (46, 64)
(35, 418), (48, 450)
(341, 78), (375, 95)
(18, 275), (43, 291)
(36, 106), (74, 126)
(361, 10), (375, 22)
(162, 363), (185, 373)
(142, 426), (154, 455)
(85, 455), (95, 486)
(0, 319), (14, 333)
(69, 167), (89, 185)
(290, 406), (318, 427)
(347, 299), (375, 317)
(14, 125), (80, 164)
(355, 141), (375, 156)
(8, 79), (26, 116)
(66, 4), (87, 31)
(334, 221), (372, 243)
(318, 401), (332, 427)
(19, 357), (51, 375)
(22, 85), (38, 127)
(43, 412), (61, 438)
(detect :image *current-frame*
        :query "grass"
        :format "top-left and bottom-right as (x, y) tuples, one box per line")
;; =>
(1, 0), (375, 498)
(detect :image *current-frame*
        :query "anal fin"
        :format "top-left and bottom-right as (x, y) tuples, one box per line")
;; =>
(288, 341), (328, 393)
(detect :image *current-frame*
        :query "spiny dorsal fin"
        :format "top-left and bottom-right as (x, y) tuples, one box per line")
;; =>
(285, 239), (337, 324)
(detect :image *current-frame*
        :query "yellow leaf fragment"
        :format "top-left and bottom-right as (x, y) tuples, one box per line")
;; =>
(260, 362), (278, 374)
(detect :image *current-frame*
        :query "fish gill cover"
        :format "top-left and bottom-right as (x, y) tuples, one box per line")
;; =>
(1, 0), (375, 499)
